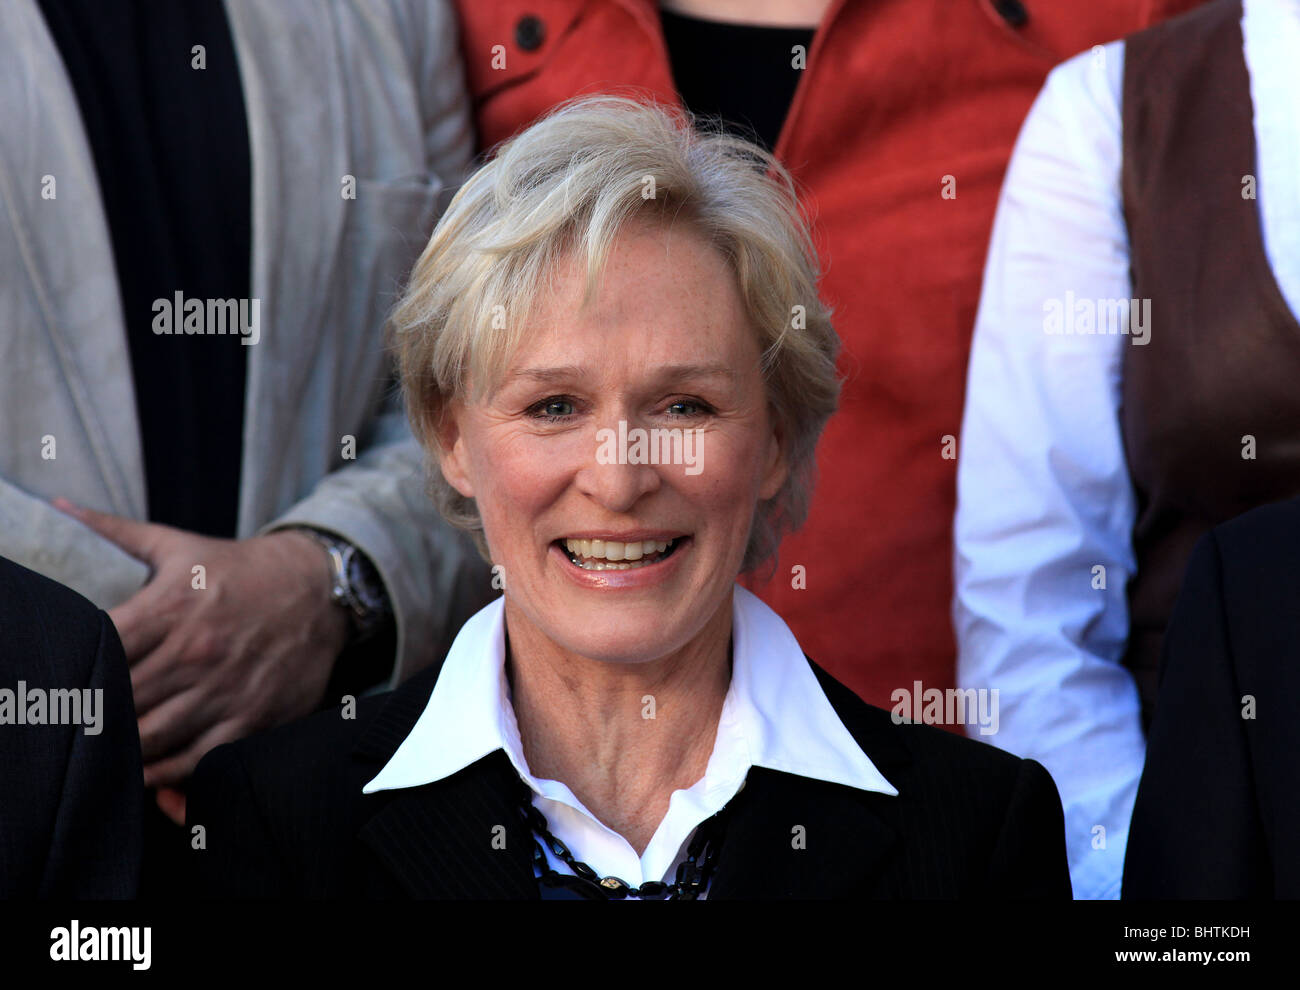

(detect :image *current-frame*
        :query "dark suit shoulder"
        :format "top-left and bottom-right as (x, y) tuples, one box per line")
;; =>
(810, 657), (1031, 782)
(195, 659), (441, 799)
(0, 555), (110, 682)
(188, 662), (443, 896)
(1124, 496), (1300, 898)
(1201, 496), (1300, 677)
(1213, 495), (1300, 571)
(809, 659), (1070, 897)
(0, 554), (102, 618)
(0, 555), (142, 898)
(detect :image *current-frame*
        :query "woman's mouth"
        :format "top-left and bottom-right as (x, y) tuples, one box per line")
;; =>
(557, 537), (685, 571)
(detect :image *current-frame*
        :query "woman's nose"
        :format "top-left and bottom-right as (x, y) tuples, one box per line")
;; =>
(572, 420), (663, 511)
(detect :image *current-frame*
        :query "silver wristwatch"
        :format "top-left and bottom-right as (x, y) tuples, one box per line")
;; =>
(297, 528), (392, 642)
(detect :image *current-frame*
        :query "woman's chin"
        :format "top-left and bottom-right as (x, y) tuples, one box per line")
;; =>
(545, 624), (694, 666)
(536, 596), (722, 666)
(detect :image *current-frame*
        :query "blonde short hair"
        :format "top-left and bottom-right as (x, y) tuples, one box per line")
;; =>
(391, 95), (839, 573)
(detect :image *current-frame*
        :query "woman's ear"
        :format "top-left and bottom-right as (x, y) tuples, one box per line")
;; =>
(435, 400), (476, 499)
(758, 413), (790, 502)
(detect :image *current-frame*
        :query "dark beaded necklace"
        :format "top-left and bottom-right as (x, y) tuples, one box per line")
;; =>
(516, 779), (732, 900)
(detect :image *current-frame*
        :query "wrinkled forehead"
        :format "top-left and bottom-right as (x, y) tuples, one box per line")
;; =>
(465, 217), (752, 401)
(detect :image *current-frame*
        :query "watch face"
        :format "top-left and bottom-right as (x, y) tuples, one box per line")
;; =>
(345, 554), (387, 614)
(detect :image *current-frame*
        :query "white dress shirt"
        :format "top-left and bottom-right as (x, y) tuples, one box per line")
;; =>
(954, 0), (1300, 901)
(363, 585), (898, 899)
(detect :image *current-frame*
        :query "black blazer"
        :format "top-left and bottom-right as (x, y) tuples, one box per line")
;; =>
(0, 556), (142, 898)
(187, 652), (1071, 898)
(1123, 496), (1300, 899)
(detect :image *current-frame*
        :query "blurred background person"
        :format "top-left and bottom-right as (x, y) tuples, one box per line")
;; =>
(446, 0), (1205, 737)
(1123, 496), (1300, 899)
(955, 0), (1300, 899)
(0, 0), (492, 892)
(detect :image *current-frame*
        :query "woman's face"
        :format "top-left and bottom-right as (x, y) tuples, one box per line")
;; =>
(439, 220), (787, 665)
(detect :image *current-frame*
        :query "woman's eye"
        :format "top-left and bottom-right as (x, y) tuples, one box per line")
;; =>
(666, 399), (712, 417)
(528, 397), (576, 420)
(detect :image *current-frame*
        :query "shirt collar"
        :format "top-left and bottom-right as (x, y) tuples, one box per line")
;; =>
(362, 585), (898, 798)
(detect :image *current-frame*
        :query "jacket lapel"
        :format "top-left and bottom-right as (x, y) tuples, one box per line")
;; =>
(707, 767), (902, 899)
(358, 759), (903, 901)
(357, 751), (539, 900)
(348, 653), (911, 899)
(709, 659), (913, 899)
(350, 667), (538, 899)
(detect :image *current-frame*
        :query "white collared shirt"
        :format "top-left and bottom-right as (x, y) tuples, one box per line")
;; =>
(364, 585), (898, 898)
(954, 0), (1300, 901)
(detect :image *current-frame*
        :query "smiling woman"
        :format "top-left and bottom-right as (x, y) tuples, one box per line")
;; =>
(186, 95), (1073, 900)
(391, 94), (839, 574)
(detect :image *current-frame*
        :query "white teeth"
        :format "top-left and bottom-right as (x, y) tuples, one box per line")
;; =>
(561, 537), (678, 568)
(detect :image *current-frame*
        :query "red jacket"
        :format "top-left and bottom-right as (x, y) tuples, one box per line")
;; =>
(451, 0), (1205, 716)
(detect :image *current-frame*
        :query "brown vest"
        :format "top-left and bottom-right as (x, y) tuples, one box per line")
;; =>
(1121, 0), (1300, 726)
